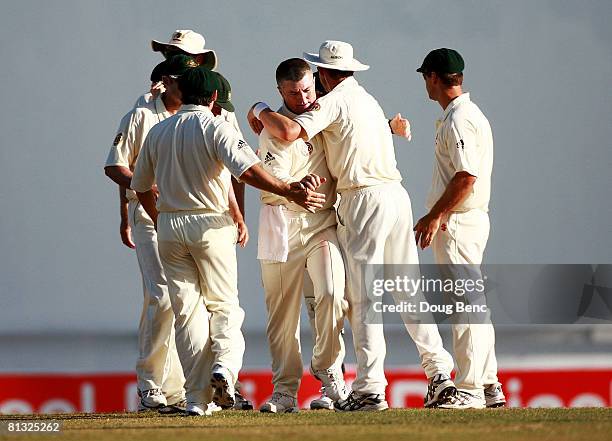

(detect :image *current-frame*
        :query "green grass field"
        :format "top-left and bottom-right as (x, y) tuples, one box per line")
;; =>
(1, 409), (610, 441)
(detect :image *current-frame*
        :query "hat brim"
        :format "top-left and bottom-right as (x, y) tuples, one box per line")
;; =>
(151, 40), (218, 70)
(216, 100), (235, 113)
(303, 52), (369, 72)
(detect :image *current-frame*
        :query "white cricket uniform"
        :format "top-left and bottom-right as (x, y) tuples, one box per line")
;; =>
(131, 104), (260, 406)
(258, 106), (347, 397)
(427, 92), (498, 400)
(105, 95), (184, 403)
(294, 77), (454, 395)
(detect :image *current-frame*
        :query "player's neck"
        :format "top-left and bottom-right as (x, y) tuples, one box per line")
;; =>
(438, 87), (463, 110)
(161, 92), (182, 114)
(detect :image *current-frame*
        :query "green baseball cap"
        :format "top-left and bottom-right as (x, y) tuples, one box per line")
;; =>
(178, 66), (221, 98)
(417, 48), (465, 74)
(213, 72), (234, 112)
(150, 54), (198, 81)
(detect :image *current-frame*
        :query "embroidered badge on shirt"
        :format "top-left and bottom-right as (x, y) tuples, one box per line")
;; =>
(456, 139), (465, 150)
(113, 133), (123, 146)
(237, 140), (248, 150)
(305, 142), (314, 155)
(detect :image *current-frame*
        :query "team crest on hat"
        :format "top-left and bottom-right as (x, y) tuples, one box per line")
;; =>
(113, 133), (123, 146)
(186, 59), (198, 68)
(172, 31), (183, 41)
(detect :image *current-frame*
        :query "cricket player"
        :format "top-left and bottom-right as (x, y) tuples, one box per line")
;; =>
(249, 40), (468, 411)
(255, 58), (349, 413)
(131, 66), (326, 416)
(104, 56), (195, 413)
(414, 48), (505, 408)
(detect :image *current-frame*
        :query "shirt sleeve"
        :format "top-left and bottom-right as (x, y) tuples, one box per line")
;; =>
(223, 110), (245, 139)
(130, 131), (156, 193)
(293, 94), (341, 141)
(446, 116), (481, 177)
(105, 109), (142, 169)
(213, 121), (261, 179)
(258, 130), (303, 183)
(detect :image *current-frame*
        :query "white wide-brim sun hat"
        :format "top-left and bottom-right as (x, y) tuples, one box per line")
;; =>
(151, 29), (217, 70)
(303, 40), (369, 71)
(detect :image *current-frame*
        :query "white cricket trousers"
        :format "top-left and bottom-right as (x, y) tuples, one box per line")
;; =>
(128, 201), (184, 403)
(432, 209), (499, 398)
(261, 209), (347, 397)
(157, 210), (245, 406)
(337, 183), (454, 395)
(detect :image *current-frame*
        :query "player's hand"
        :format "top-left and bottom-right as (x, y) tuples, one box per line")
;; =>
(150, 81), (165, 100)
(247, 105), (264, 135)
(390, 113), (412, 141)
(288, 180), (326, 213)
(300, 174), (325, 191)
(413, 212), (442, 249)
(151, 184), (159, 200)
(120, 220), (136, 249)
(236, 218), (249, 248)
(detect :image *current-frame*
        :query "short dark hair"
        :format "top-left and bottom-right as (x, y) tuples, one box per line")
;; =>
(180, 95), (214, 106)
(424, 71), (463, 87)
(276, 58), (311, 85)
(319, 67), (354, 81)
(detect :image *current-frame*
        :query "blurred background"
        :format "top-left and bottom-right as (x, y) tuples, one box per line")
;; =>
(0, 0), (610, 412)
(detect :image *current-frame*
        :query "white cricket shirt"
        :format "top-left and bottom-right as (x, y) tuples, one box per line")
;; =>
(131, 105), (260, 213)
(426, 93), (493, 212)
(105, 95), (171, 201)
(259, 105), (337, 212)
(294, 77), (402, 192)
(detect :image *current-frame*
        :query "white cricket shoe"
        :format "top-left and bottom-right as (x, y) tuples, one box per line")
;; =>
(334, 391), (389, 412)
(437, 390), (486, 409)
(310, 388), (334, 410)
(211, 364), (236, 409)
(424, 373), (458, 408)
(185, 402), (222, 416)
(138, 388), (167, 411)
(310, 363), (350, 401)
(259, 392), (299, 413)
(484, 382), (507, 408)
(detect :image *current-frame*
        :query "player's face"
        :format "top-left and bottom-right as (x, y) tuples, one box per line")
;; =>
(422, 72), (436, 100)
(163, 76), (182, 101)
(278, 72), (316, 115)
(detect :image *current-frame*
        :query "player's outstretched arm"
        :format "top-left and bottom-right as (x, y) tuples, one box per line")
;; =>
(389, 113), (412, 140)
(239, 163), (325, 213)
(247, 103), (307, 142)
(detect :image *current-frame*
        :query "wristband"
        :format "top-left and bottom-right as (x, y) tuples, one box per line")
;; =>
(253, 102), (270, 119)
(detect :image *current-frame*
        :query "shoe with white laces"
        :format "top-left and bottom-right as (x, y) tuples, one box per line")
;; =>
(138, 388), (167, 411)
(158, 398), (187, 414)
(233, 390), (254, 410)
(424, 373), (458, 408)
(484, 382), (507, 408)
(310, 363), (350, 401)
(437, 390), (486, 409)
(310, 388), (334, 410)
(259, 392), (299, 413)
(185, 402), (222, 416)
(334, 391), (389, 412)
(210, 364), (236, 409)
